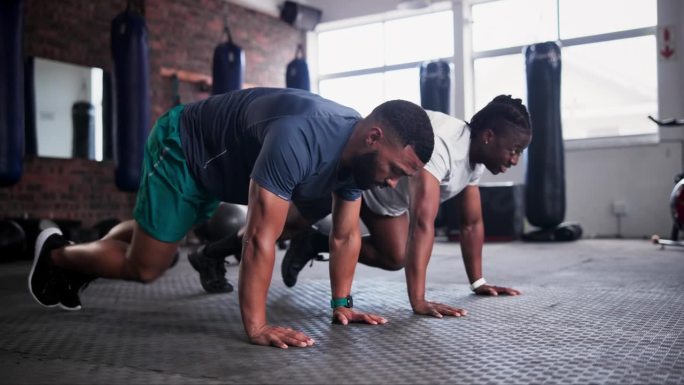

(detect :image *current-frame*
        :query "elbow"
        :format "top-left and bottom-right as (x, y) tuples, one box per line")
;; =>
(241, 233), (274, 263)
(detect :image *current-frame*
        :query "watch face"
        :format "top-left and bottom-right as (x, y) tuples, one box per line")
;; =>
(345, 295), (353, 308)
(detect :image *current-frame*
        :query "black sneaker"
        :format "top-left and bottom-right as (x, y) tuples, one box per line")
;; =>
(188, 248), (234, 293)
(59, 270), (96, 311)
(28, 228), (69, 308)
(281, 231), (323, 288)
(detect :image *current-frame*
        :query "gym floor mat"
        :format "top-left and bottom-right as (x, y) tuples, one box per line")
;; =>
(0, 239), (682, 384)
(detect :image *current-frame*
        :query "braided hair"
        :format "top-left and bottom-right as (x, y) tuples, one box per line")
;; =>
(468, 95), (532, 138)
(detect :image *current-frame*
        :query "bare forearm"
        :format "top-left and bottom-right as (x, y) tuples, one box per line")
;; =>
(239, 236), (275, 337)
(459, 221), (484, 283)
(329, 233), (360, 298)
(405, 223), (434, 307)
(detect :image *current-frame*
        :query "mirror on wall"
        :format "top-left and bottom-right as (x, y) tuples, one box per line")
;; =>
(34, 58), (106, 161)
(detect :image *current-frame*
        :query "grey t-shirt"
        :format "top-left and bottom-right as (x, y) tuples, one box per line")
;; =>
(179, 88), (363, 218)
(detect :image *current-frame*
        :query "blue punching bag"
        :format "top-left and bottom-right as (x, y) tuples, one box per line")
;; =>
(212, 26), (244, 95)
(111, 5), (150, 192)
(0, 0), (24, 187)
(524, 42), (565, 229)
(286, 45), (310, 91)
(420, 60), (451, 115)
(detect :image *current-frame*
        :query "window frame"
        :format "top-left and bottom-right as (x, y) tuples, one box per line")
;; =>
(313, 3), (455, 114)
(469, 0), (658, 146)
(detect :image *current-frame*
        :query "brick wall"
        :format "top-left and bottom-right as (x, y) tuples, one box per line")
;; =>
(0, 0), (300, 227)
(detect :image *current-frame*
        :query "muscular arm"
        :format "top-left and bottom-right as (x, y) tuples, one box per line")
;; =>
(457, 185), (485, 284)
(405, 169), (440, 307)
(458, 185), (521, 296)
(405, 170), (467, 318)
(329, 194), (387, 325)
(239, 180), (314, 348)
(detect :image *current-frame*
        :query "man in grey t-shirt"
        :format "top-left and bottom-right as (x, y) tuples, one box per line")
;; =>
(29, 87), (434, 349)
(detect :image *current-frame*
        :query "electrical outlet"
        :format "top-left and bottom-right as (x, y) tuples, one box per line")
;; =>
(612, 200), (627, 216)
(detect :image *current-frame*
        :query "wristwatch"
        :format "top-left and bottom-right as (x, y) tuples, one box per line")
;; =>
(330, 295), (353, 309)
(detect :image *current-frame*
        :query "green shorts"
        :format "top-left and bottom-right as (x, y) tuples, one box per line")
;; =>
(133, 105), (220, 242)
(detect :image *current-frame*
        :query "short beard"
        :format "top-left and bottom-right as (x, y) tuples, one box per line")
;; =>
(350, 151), (379, 190)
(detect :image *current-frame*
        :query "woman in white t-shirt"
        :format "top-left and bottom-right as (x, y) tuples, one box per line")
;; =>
(357, 95), (532, 317)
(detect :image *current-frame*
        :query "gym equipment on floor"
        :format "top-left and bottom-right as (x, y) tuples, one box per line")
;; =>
(649, 117), (684, 249)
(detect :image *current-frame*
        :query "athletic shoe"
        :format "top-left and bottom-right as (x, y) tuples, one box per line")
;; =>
(59, 270), (96, 311)
(28, 228), (69, 308)
(281, 231), (323, 288)
(188, 248), (234, 293)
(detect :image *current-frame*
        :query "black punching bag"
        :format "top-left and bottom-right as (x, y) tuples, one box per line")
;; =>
(212, 27), (244, 95)
(71, 101), (95, 159)
(420, 60), (450, 114)
(286, 45), (310, 91)
(0, 0), (24, 187)
(24, 56), (37, 157)
(111, 5), (150, 191)
(524, 42), (565, 229)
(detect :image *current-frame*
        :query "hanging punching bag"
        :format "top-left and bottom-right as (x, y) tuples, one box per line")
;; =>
(111, 5), (150, 191)
(212, 27), (244, 95)
(524, 42), (565, 229)
(420, 60), (451, 115)
(0, 0), (24, 187)
(71, 101), (95, 159)
(24, 56), (37, 157)
(286, 45), (310, 91)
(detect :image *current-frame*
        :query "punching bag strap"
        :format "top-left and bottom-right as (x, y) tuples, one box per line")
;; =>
(126, 0), (145, 16)
(295, 44), (304, 60)
(171, 74), (181, 106)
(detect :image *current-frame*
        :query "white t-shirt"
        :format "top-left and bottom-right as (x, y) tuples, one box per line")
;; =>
(363, 110), (485, 217)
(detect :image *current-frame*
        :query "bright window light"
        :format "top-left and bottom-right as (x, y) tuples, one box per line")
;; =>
(473, 54), (526, 112)
(559, 0), (656, 39)
(561, 36), (657, 139)
(319, 74), (384, 116)
(471, 0), (557, 52)
(317, 23), (384, 75)
(317, 9), (454, 116)
(384, 11), (454, 65)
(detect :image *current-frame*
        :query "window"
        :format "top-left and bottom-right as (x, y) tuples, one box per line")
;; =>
(471, 0), (657, 140)
(316, 8), (453, 116)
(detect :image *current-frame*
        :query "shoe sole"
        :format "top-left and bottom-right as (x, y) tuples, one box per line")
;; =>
(59, 303), (82, 311)
(28, 227), (63, 308)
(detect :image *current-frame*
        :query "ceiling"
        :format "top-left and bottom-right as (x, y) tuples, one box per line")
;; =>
(226, 0), (448, 24)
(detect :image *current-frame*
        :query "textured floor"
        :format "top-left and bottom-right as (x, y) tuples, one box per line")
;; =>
(0, 239), (683, 384)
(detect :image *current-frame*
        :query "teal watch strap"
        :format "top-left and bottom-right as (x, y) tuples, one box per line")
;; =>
(330, 295), (353, 309)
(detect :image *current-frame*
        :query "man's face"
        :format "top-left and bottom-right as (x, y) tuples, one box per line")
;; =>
(481, 130), (532, 175)
(350, 143), (424, 190)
